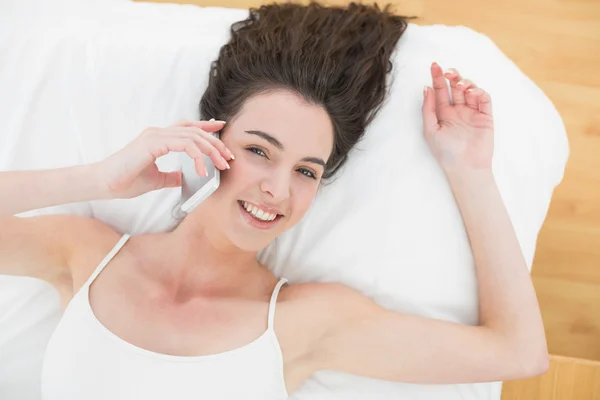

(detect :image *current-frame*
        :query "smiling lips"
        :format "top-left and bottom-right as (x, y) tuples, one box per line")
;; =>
(238, 200), (284, 229)
(241, 201), (279, 221)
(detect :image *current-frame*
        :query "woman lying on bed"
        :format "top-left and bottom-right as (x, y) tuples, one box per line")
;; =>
(0, 2), (548, 399)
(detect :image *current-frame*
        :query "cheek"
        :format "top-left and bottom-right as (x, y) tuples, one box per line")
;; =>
(287, 179), (319, 222)
(216, 156), (319, 217)
(219, 159), (259, 190)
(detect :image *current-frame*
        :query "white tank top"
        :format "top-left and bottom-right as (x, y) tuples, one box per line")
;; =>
(41, 233), (289, 400)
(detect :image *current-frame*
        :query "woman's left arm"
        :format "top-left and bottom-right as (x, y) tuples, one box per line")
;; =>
(310, 286), (546, 384)
(308, 63), (548, 384)
(311, 218), (547, 384)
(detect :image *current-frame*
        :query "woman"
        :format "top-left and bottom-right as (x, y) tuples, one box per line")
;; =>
(0, 2), (548, 399)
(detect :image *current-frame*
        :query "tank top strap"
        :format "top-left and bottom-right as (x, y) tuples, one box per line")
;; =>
(267, 277), (288, 330)
(83, 233), (131, 290)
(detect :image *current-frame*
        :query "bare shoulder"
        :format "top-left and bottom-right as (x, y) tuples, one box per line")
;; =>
(281, 281), (375, 314)
(275, 281), (381, 379)
(1, 213), (121, 307)
(58, 215), (122, 293)
(277, 282), (377, 347)
(37, 214), (122, 296)
(45, 214), (118, 238)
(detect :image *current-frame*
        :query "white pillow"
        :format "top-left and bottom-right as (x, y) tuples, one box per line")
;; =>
(0, 2), (568, 400)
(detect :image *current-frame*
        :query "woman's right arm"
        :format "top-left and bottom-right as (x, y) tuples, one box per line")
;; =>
(0, 164), (109, 218)
(0, 213), (117, 287)
(0, 119), (232, 285)
(0, 165), (118, 287)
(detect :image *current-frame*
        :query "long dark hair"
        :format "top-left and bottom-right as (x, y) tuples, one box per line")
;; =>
(199, 1), (414, 179)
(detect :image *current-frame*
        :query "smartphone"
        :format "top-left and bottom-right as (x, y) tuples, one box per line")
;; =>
(179, 132), (221, 214)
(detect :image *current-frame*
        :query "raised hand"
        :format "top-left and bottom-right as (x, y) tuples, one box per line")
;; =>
(421, 62), (494, 174)
(97, 120), (234, 199)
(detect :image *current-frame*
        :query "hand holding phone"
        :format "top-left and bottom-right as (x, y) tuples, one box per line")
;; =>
(180, 119), (230, 214)
(97, 120), (230, 200)
(180, 134), (221, 214)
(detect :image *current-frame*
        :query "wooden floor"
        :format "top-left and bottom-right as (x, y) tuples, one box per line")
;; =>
(141, 0), (600, 362)
(416, 0), (600, 362)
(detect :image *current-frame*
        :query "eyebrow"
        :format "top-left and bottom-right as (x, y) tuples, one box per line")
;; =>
(244, 130), (327, 168)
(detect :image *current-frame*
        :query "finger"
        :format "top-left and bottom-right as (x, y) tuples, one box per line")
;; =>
(443, 68), (466, 105)
(194, 156), (208, 177)
(454, 78), (477, 101)
(179, 139), (209, 177)
(431, 62), (451, 111)
(171, 120), (235, 160)
(182, 127), (234, 161)
(457, 79), (476, 92)
(421, 86), (439, 135)
(172, 120), (226, 133)
(477, 90), (493, 116)
(182, 140), (210, 177)
(158, 170), (182, 189)
(163, 129), (231, 170)
(465, 87), (482, 110)
(185, 134), (230, 171)
(149, 137), (207, 176)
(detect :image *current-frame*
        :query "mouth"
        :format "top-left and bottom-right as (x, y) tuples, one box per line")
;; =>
(237, 200), (284, 230)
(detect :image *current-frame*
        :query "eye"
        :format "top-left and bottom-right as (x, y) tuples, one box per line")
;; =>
(247, 146), (268, 158)
(298, 168), (317, 180)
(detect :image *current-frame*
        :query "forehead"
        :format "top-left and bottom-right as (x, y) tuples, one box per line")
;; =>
(231, 90), (334, 159)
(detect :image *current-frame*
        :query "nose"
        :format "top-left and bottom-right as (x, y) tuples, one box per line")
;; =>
(259, 170), (291, 204)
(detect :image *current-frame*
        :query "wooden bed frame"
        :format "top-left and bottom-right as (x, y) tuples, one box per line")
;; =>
(135, 1), (600, 398)
(138, 0), (424, 17)
(501, 355), (600, 399)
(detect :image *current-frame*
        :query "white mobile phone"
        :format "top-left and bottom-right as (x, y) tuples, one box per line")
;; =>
(179, 132), (221, 214)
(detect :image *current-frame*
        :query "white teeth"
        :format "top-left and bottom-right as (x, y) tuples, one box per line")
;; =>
(264, 213), (276, 221)
(242, 201), (277, 222)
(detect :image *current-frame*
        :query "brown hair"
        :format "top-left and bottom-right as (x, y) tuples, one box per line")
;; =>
(200, 1), (414, 179)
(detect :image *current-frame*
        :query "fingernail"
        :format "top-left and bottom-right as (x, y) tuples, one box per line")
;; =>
(225, 160), (230, 169)
(209, 118), (215, 122)
(457, 81), (464, 87)
(423, 86), (428, 98)
(228, 150), (235, 160)
(205, 168), (209, 177)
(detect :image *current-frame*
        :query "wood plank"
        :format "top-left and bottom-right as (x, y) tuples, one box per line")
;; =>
(532, 277), (600, 360)
(502, 355), (600, 400)
(137, 0), (424, 16)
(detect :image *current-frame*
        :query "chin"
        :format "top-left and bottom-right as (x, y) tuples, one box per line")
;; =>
(220, 198), (288, 252)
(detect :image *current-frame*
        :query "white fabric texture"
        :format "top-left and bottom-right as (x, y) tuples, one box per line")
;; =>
(42, 233), (288, 400)
(0, 1), (568, 400)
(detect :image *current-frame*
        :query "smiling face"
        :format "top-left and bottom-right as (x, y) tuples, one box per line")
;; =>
(199, 89), (334, 251)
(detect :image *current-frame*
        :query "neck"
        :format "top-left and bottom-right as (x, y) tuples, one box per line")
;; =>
(137, 211), (267, 300)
